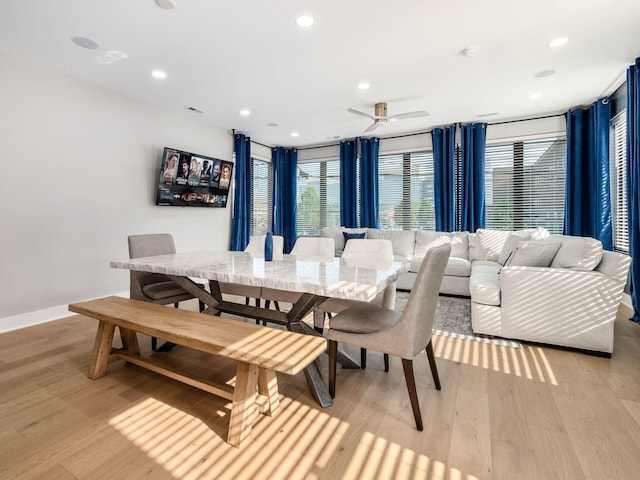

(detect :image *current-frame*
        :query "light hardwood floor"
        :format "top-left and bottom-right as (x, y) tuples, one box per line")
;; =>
(1, 300), (640, 480)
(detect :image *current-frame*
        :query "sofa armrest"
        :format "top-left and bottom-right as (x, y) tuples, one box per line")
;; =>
(499, 266), (623, 353)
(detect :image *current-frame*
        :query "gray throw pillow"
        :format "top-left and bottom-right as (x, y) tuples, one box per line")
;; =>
(504, 241), (562, 268)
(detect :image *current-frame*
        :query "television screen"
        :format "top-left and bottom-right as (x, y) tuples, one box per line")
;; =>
(155, 147), (233, 208)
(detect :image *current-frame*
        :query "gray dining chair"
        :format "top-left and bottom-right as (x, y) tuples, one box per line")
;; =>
(128, 233), (204, 351)
(319, 238), (396, 369)
(327, 241), (451, 430)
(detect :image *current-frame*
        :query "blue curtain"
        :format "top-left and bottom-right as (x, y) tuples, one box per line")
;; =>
(340, 140), (358, 227)
(432, 125), (456, 231)
(231, 133), (251, 251)
(460, 123), (486, 232)
(627, 58), (640, 323)
(359, 137), (380, 228)
(272, 146), (298, 253)
(564, 99), (613, 250)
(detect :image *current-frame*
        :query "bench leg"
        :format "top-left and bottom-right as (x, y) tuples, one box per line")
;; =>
(119, 327), (140, 355)
(227, 362), (259, 448)
(88, 321), (116, 380)
(258, 368), (279, 416)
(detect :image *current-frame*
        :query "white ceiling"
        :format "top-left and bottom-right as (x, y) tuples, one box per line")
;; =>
(1, 0), (639, 147)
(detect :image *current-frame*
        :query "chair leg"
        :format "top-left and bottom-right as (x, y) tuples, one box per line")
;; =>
(151, 336), (157, 351)
(199, 300), (205, 312)
(401, 358), (423, 431)
(360, 348), (367, 369)
(384, 354), (389, 372)
(328, 340), (338, 398)
(274, 301), (280, 311)
(425, 340), (441, 390)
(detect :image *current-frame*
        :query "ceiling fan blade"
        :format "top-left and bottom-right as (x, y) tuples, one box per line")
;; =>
(363, 121), (383, 133)
(387, 110), (430, 120)
(348, 107), (377, 120)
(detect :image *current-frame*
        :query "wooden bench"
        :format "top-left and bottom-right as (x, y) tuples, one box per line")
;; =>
(68, 296), (326, 447)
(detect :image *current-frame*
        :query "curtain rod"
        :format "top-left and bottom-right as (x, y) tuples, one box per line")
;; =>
(247, 112), (566, 151)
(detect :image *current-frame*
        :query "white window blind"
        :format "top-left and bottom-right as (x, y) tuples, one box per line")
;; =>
(485, 138), (566, 233)
(296, 160), (340, 235)
(378, 152), (435, 230)
(611, 114), (629, 252)
(250, 158), (272, 235)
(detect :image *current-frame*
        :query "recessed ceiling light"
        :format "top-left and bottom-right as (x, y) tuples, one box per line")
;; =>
(295, 15), (314, 27)
(267, 122), (279, 127)
(152, 70), (167, 79)
(240, 109), (251, 116)
(477, 112), (498, 118)
(71, 36), (99, 50)
(529, 93), (542, 100)
(155, 0), (176, 9)
(357, 82), (370, 90)
(291, 132), (300, 137)
(534, 69), (556, 78)
(548, 37), (568, 48)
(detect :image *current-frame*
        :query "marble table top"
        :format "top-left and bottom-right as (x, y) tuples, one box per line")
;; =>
(111, 250), (407, 302)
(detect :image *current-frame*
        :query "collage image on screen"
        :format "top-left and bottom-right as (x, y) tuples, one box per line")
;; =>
(156, 148), (233, 208)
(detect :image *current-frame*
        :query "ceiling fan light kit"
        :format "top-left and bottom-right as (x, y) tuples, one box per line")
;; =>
(348, 102), (429, 133)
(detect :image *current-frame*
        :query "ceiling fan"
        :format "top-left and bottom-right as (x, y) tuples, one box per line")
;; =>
(348, 102), (429, 133)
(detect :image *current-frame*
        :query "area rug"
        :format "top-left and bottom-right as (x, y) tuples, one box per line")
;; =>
(395, 291), (521, 348)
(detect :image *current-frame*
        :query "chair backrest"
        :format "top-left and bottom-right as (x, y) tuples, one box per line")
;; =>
(342, 239), (393, 262)
(128, 233), (176, 258)
(290, 237), (335, 261)
(245, 234), (285, 258)
(128, 234), (176, 296)
(400, 242), (451, 357)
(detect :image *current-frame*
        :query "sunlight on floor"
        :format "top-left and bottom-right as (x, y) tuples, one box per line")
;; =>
(433, 334), (558, 385)
(108, 395), (487, 479)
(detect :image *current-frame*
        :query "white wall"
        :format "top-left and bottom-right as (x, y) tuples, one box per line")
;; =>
(0, 53), (233, 331)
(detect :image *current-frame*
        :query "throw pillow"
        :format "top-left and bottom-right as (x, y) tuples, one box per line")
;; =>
(343, 231), (366, 245)
(499, 232), (532, 265)
(504, 241), (562, 268)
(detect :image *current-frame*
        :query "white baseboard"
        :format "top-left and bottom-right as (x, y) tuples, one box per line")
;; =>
(0, 291), (129, 334)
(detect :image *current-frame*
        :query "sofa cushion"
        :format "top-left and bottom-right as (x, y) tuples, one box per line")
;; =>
(445, 257), (472, 277)
(469, 272), (501, 306)
(469, 229), (512, 262)
(549, 235), (603, 271)
(504, 240), (562, 268)
(409, 255), (471, 276)
(367, 229), (416, 258)
(414, 230), (469, 259)
(414, 230), (440, 258)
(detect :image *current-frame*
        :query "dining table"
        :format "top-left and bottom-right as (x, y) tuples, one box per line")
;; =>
(110, 250), (407, 408)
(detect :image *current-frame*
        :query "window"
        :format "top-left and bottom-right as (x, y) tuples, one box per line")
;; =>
(296, 160), (340, 235)
(250, 158), (272, 235)
(611, 113), (629, 252)
(484, 138), (566, 233)
(378, 152), (435, 230)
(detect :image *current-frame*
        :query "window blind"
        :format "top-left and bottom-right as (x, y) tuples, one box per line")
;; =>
(485, 138), (566, 234)
(296, 160), (340, 235)
(611, 115), (629, 252)
(250, 158), (272, 235)
(378, 151), (435, 230)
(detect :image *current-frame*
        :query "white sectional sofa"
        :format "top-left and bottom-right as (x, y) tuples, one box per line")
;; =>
(320, 226), (631, 355)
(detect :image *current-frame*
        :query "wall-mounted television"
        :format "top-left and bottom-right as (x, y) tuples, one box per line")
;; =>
(155, 147), (233, 208)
